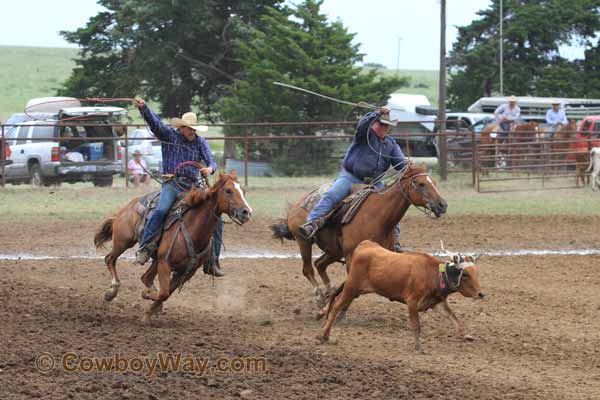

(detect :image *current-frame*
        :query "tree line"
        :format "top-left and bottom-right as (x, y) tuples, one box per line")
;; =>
(59, 0), (600, 173)
(448, 0), (600, 109)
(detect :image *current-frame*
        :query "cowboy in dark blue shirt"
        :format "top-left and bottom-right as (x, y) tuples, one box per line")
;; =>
(298, 106), (407, 250)
(134, 99), (224, 276)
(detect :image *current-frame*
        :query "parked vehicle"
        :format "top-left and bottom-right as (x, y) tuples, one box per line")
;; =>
(120, 128), (162, 175)
(579, 116), (600, 138)
(389, 109), (438, 159)
(3, 104), (125, 186)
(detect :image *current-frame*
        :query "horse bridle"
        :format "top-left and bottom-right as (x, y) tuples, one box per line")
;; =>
(387, 171), (440, 218)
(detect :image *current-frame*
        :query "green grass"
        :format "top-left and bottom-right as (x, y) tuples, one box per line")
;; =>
(0, 46), (78, 122)
(0, 174), (596, 225)
(365, 67), (440, 105)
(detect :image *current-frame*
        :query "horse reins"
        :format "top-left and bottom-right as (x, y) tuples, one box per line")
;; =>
(375, 167), (439, 219)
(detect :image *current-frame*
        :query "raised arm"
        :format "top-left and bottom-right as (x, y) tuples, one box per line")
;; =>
(134, 99), (176, 142)
(198, 137), (218, 175)
(355, 111), (382, 142)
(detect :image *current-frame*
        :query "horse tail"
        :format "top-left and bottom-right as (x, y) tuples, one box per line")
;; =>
(94, 217), (115, 249)
(269, 219), (295, 243)
(326, 282), (345, 319)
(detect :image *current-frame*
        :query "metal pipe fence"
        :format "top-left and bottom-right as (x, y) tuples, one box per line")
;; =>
(0, 120), (479, 189)
(475, 132), (599, 192)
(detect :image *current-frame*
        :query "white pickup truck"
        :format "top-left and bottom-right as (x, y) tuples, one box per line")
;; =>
(3, 101), (125, 186)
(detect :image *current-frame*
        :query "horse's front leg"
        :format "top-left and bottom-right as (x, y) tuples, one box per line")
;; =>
(141, 259), (158, 291)
(142, 259), (171, 322)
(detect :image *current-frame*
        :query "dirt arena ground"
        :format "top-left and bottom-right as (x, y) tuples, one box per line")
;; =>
(1, 215), (600, 399)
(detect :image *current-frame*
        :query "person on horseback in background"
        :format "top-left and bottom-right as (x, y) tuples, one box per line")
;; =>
(298, 106), (407, 252)
(133, 99), (225, 277)
(545, 100), (568, 138)
(493, 95), (521, 141)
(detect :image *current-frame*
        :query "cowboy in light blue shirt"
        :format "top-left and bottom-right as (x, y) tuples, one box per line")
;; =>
(545, 100), (569, 138)
(546, 101), (568, 127)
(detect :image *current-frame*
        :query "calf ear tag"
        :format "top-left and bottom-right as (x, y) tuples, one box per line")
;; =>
(439, 263), (446, 273)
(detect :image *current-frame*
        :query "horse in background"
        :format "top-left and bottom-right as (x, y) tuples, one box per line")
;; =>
(549, 120), (579, 173)
(507, 121), (539, 171)
(479, 121), (539, 173)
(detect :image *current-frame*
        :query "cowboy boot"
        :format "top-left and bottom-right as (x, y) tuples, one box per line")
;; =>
(135, 248), (150, 265)
(298, 218), (324, 240)
(203, 258), (224, 277)
(394, 243), (404, 253)
(135, 242), (156, 265)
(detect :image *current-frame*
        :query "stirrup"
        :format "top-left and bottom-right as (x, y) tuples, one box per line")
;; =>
(299, 221), (318, 240)
(136, 248), (151, 265)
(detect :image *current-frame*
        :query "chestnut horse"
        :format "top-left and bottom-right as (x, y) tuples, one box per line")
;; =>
(479, 122), (539, 173)
(549, 120), (578, 172)
(508, 121), (539, 171)
(94, 173), (252, 321)
(270, 163), (447, 304)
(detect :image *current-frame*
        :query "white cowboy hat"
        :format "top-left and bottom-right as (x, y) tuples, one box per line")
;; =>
(170, 112), (209, 133)
(508, 95), (517, 102)
(551, 99), (561, 105)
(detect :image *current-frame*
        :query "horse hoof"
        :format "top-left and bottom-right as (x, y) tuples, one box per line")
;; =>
(141, 289), (155, 300)
(315, 335), (329, 345)
(315, 310), (326, 320)
(104, 290), (116, 302)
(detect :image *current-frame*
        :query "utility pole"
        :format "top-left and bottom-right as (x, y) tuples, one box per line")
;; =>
(499, 0), (504, 95)
(438, 0), (447, 181)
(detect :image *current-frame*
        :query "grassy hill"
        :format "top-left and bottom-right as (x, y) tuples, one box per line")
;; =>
(0, 46), (440, 122)
(0, 46), (78, 122)
(366, 67), (439, 105)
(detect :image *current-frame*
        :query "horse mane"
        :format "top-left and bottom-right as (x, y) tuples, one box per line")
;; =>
(184, 174), (231, 207)
(403, 162), (427, 179)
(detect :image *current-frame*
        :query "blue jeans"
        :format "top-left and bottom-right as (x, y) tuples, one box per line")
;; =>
(307, 169), (400, 241)
(140, 181), (224, 259)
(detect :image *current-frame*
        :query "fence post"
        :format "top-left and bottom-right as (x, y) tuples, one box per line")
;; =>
(1, 124), (5, 188)
(471, 128), (477, 188)
(124, 128), (129, 188)
(244, 129), (249, 188)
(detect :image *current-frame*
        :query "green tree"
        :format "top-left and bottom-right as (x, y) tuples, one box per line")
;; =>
(448, 0), (600, 110)
(217, 0), (407, 175)
(58, 0), (281, 117)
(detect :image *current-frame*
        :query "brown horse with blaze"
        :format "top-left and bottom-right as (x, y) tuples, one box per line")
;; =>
(94, 172), (252, 322)
(271, 163), (447, 305)
(318, 240), (484, 352)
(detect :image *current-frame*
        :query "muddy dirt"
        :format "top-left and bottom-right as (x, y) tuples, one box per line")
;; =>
(2, 214), (599, 257)
(1, 250), (600, 399)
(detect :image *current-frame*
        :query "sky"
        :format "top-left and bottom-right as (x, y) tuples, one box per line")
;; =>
(0, 0), (584, 70)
